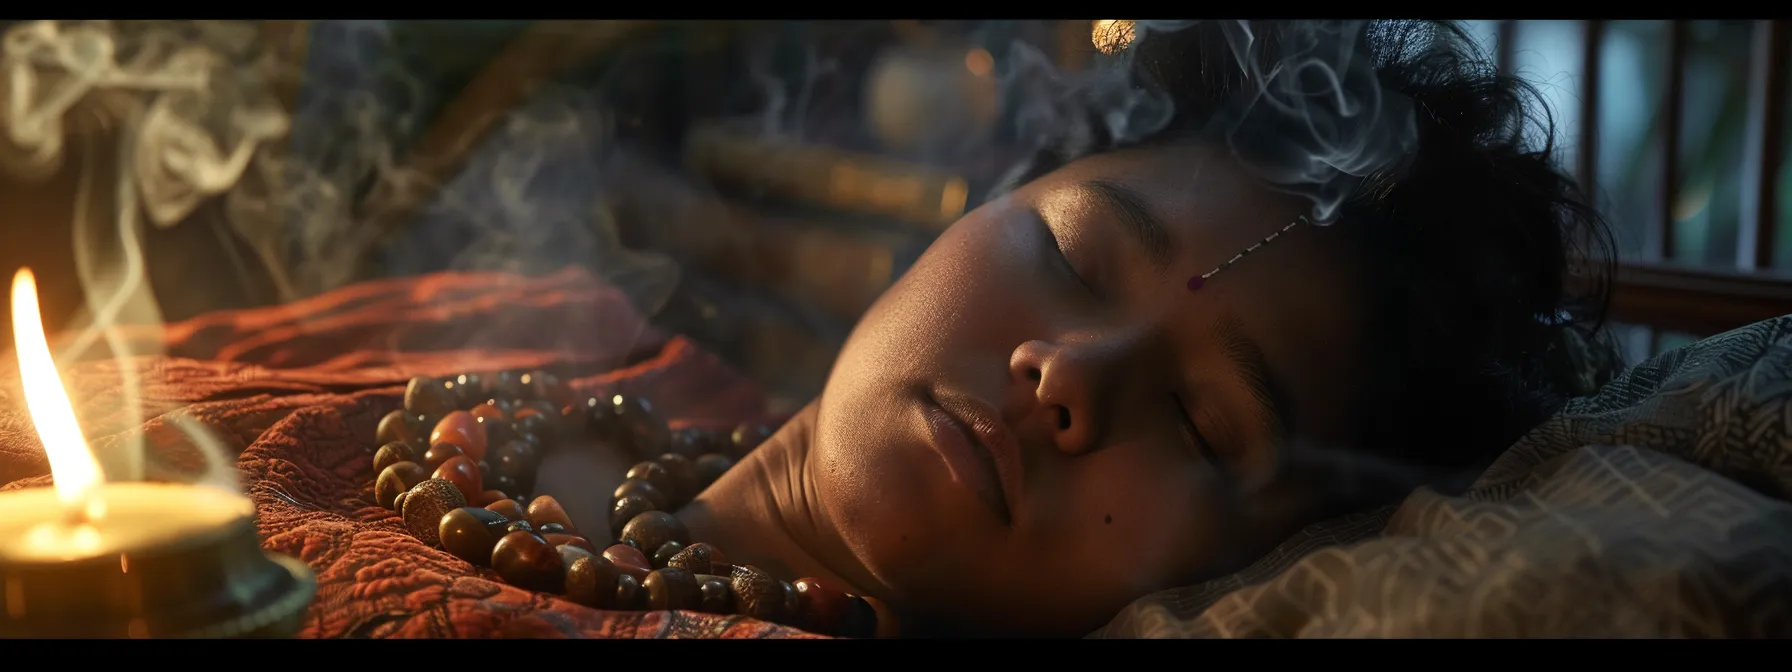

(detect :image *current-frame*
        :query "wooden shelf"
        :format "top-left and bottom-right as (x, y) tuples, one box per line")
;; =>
(1609, 261), (1792, 336)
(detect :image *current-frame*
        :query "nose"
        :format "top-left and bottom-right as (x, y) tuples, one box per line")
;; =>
(1008, 337), (1120, 456)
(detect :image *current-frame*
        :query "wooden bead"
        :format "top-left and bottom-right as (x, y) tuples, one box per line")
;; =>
(625, 461), (676, 502)
(546, 533), (597, 554)
(781, 581), (801, 624)
(697, 574), (733, 613)
(439, 506), (510, 565)
(557, 543), (595, 568)
(654, 454), (700, 503)
(793, 577), (852, 635)
(490, 475), (520, 498)
(404, 376), (457, 417)
(538, 522), (566, 534)
(614, 573), (644, 610)
(432, 455), (484, 502)
(564, 555), (620, 608)
(603, 394), (668, 458)
(620, 511), (687, 557)
(376, 411), (420, 449)
(729, 565), (787, 622)
(480, 416), (518, 450)
(652, 541), (685, 568)
(485, 498), (527, 522)
(603, 543), (652, 580)
(473, 490), (507, 507)
(392, 491), (411, 516)
(469, 402), (506, 424)
(730, 423), (774, 457)
(431, 410), (488, 463)
(376, 461), (430, 509)
(492, 530), (564, 593)
(401, 478), (467, 546)
(526, 495), (578, 537)
(666, 427), (718, 460)
(609, 495), (656, 536)
(491, 439), (539, 485)
(422, 442), (465, 470)
(452, 373), (490, 408)
(643, 567), (701, 611)
(613, 479), (668, 511)
(694, 453), (734, 488)
(666, 543), (714, 574)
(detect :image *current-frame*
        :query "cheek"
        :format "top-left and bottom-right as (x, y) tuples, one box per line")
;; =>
(1041, 450), (1225, 586)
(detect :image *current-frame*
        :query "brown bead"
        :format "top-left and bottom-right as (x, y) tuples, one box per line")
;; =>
(525, 495), (578, 537)
(473, 490), (507, 507)
(453, 373), (490, 408)
(603, 394), (668, 458)
(654, 454), (701, 503)
(793, 577), (852, 635)
(603, 543), (652, 580)
(730, 565), (786, 622)
(730, 423), (774, 457)
(547, 533), (597, 554)
(490, 370), (527, 400)
(401, 478), (467, 546)
(376, 410), (420, 447)
(781, 581), (801, 624)
(564, 555), (620, 608)
(666, 543), (713, 574)
(557, 543), (595, 568)
(620, 510), (687, 557)
(666, 427), (716, 460)
(609, 495), (656, 536)
(404, 376), (457, 417)
(490, 440), (539, 486)
(652, 541), (685, 568)
(469, 402), (507, 424)
(393, 491), (411, 515)
(485, 498), (527, 521)
(694, 453), (734, 488)
(613, 479), (668, 511)
(432, 455), (484, 502)
(625, 461), (676, 502)
(506, 521), (535, 534)
(697, 574), (733, 613)
(538, 522), (565, 534)
(491, 475), (520, 498)
(492, 530), (564, 593)
(422, 442), (465, 470)
(376, 461), (430, 509)
(614, 573), (644, 610)
(479, 416), (518, 450)
(439, 506), (510, 565)
(431, 410), (488, 463)
(644, 567), (701, 611)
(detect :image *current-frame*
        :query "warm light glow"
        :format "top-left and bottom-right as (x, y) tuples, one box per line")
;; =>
(10, 268), (104, 514)
(964, 49), (994, 77)
(1092, 20), (1137, 55)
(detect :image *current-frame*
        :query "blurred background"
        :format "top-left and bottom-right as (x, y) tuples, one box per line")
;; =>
(1, 19), (1789, 410)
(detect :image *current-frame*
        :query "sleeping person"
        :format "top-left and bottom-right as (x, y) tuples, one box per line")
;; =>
(522, 18), (1627, 636)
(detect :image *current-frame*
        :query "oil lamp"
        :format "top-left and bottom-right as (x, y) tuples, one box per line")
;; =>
(0, 268), (315, 638)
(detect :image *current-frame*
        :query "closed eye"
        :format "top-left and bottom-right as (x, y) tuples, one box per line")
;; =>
(1039, 218), (1099, 297)
(1170, 393), (1224, 471)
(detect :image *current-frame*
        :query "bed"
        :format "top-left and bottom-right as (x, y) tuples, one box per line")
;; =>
(1, 268), (1788, 638)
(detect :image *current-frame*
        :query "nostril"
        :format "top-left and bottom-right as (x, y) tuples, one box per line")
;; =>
(1056, 406), (1071, 430)
(1026, 367), (1041, 382)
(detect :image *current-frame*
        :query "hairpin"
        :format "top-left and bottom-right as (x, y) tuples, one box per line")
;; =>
(1187, 215), (1309, 291)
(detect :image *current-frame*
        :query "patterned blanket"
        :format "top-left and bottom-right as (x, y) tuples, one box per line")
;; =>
(1096, 315), (1792, 638)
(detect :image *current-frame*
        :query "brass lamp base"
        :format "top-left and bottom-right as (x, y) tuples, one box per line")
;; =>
(0, 512), (316, 639)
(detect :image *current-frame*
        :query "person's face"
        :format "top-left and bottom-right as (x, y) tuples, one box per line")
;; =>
(812, 144), (1374, 636)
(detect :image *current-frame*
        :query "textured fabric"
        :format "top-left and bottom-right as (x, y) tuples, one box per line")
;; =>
(0, 268), (818, 639)
(1095, 316), (1792, 638)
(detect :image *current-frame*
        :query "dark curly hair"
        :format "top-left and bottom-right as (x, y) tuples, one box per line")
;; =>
(996, 20), (1622, 495)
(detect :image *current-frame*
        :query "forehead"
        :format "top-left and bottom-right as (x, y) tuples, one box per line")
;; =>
(1022, 145), (1304, 238)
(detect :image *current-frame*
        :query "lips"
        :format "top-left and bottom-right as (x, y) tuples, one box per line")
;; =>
(921, 390), (1023, 525)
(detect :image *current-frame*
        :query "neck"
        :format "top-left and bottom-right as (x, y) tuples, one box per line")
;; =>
(675, 402), (886, 598)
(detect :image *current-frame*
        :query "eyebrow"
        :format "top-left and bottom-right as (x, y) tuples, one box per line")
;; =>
(1079, 180), (1178, 271)
(1214, 313), (1293, 445)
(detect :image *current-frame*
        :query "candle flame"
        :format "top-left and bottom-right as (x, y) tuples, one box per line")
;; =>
(10, 268), (105, 515)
